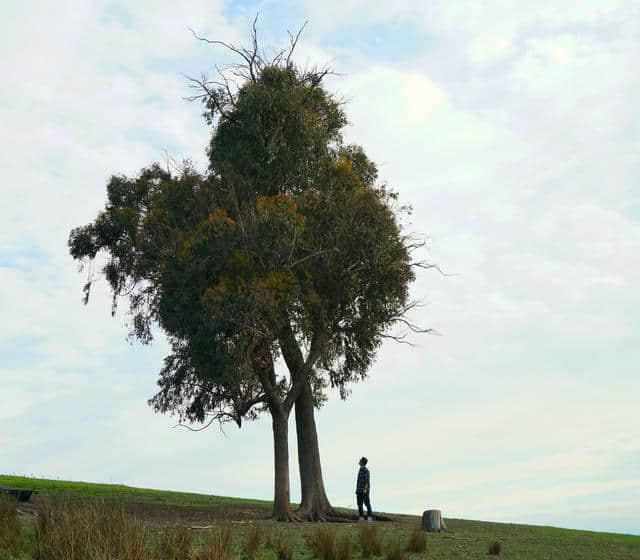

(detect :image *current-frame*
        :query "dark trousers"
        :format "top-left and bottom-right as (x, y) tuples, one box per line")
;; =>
(356, 491), (372, 518)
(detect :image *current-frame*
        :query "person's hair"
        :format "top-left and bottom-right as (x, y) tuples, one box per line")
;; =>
(359, 457), (368, 466)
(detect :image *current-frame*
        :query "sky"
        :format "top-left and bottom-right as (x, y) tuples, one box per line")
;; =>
(1, 0), (639, 535)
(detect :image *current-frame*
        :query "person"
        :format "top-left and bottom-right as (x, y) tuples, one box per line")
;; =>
(356, 456), (373, 521)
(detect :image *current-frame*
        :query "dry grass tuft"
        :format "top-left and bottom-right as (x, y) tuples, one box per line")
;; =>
(406, 525), (427, 553)
(488, 540), (502, 555)
(268, 531), (294, 560)
(335, 533), (353, 560)
(358, 523), (382, 558)
(195, 523), (234, 560)
(157, 524), (192, 560)
(35, 496), (149, 560)
(306, 524), (337, 560)
(384, 534), (406, 560)
(244, 523), (265, 558)
(0, 495), (20, 556)
(306, 525), (353, 560)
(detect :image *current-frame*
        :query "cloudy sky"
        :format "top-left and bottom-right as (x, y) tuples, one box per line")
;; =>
(1, 0), (639, 535)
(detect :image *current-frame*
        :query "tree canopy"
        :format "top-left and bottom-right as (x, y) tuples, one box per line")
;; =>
(69, 23), (425, 520)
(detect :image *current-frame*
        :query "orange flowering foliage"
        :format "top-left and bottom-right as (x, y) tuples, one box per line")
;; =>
(326, 154), (362, 191)
(255, 193), (297, 212)
(197, 208), (236, 231)
(202, 276), (233, 304)
(178, 207), (237, 260)
(250, 270), (297, 309)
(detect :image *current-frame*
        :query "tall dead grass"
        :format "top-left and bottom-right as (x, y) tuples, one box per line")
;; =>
(334, 534), (353, 560)
(306, 524), (337, 560)
(305, 525), (353, 560)
(244, 523), (265, 558)
(156, 524), (192, 560)
(0, 494), (20, 556)
(268, 531), (293, 560)
(358, 523), (382, 558)
(383, 534), (406, 560)
(194, 523), (233, 560)
(34, 496), (150, 560)
(406, 525), (427, 553)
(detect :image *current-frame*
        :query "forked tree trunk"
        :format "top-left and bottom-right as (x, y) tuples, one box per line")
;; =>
(294, 379), (337, 520)
(271, 413), (293, 521)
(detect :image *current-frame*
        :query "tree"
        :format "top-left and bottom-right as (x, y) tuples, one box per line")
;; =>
(69, 20), (427, 521)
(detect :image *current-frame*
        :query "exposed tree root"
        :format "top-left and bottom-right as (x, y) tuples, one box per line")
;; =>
(271, 510), (304, 523)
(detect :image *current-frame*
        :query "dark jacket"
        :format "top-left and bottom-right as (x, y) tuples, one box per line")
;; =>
(356, 466), (370, 493)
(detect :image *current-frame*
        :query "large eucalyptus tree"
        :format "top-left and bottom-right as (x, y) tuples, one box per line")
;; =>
(69, 21), (427, 521)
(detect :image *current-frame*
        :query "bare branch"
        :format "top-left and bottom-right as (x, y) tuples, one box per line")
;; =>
(287, 247), (339, 269)
(412, 261), (457, 276)
(172, 416), (217, 432)
(188, 26), (256, 71)
(286, 20), (308, 66)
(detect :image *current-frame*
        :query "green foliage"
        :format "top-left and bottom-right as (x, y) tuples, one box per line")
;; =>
(68, 32), (415, 429)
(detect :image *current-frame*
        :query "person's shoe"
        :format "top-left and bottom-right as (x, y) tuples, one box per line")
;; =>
(367, 516), (373, 522)
(358, 516), (365, 521)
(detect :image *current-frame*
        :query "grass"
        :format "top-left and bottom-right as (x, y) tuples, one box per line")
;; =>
(0, 495), (20, 558)
(488, 539), (502, 555)
(1, 474), (639, 560)
(268, 531), (294, 560)
(0, 475), (268, 508)
(244, 523), (265, 558)
(358, 523), (382, 558)
(34, 496), (150, 560)
(406, 525), (426, 553)
(306, 524), (337, 560)
(194, 523), (233, 560)
(155, 524), (191, 560)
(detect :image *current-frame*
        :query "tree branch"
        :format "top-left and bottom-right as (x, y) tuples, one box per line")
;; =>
(286, 21), (308, 66)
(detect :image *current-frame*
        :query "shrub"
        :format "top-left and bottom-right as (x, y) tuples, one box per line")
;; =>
(157, 524), (192, 560)
(269, 532), (293, 560)
(306, 525), (337, 560)
(384, 534), (405, 560)
(195, 523), (233, 560)
(0, 494), (20, 555)
(35, 496), (149, 560)
(245, 523), (265, 558)
(488, 540), (502, 555)
(406, 526), (426, 553)
(358, 523), (382, 558)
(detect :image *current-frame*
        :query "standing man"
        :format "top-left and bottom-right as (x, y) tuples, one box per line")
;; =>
(356, 456), (373, 521)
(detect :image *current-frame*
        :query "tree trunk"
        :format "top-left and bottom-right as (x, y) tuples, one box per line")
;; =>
(294, 378), (337, 520)
(272, 413), (292, 521)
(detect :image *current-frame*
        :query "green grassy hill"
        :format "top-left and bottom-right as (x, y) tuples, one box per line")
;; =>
(0, 474), (269, 507)
(1, 474), (639, 560)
